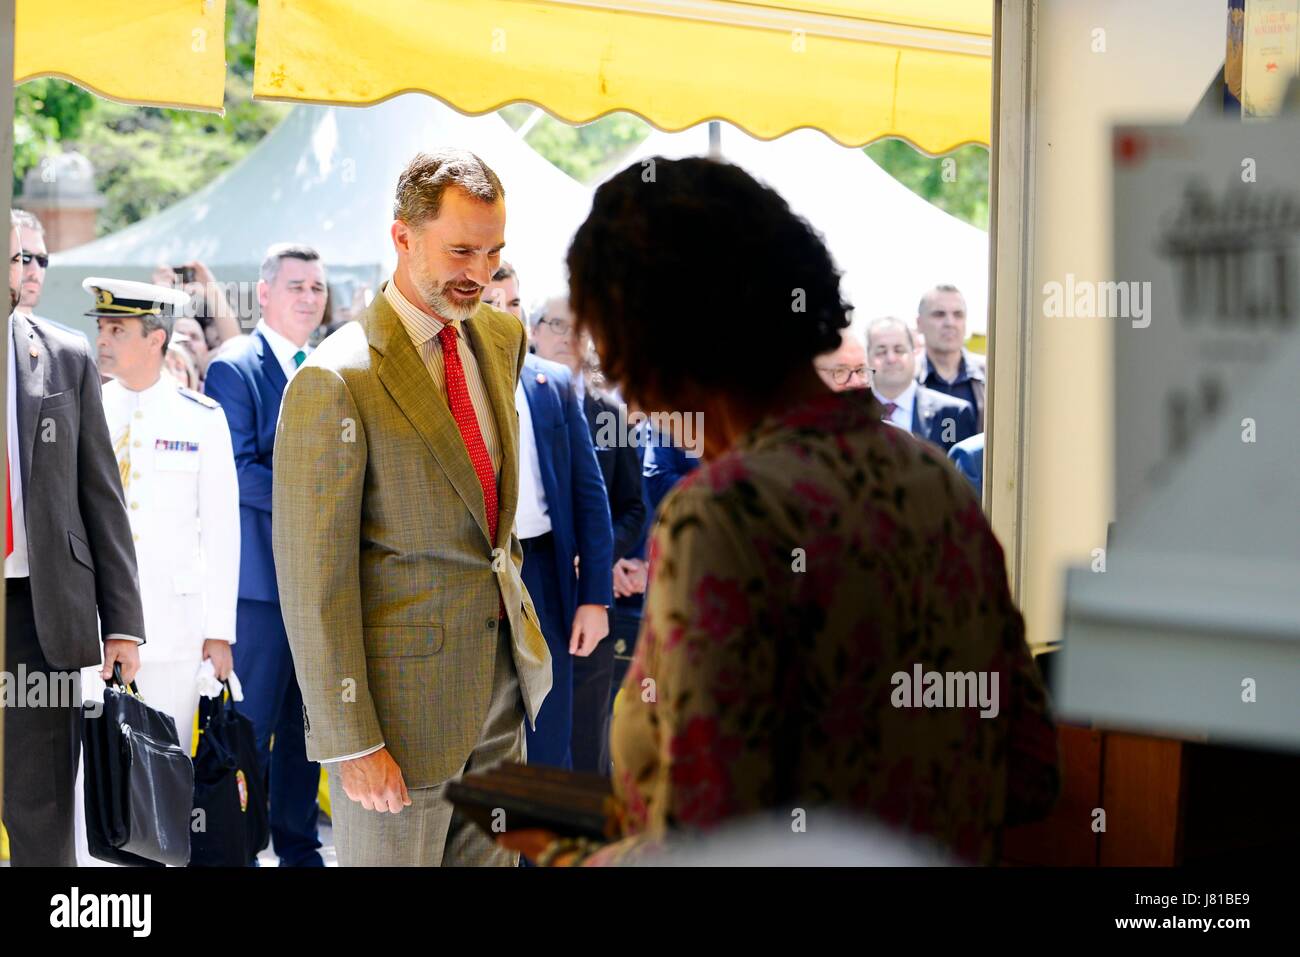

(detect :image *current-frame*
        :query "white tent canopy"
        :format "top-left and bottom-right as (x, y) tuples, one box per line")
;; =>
(617, 123), (989, 339)
(42, 94), (593, 336)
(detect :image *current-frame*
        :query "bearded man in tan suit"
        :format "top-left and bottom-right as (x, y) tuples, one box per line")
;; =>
(272, 150), (551, 866)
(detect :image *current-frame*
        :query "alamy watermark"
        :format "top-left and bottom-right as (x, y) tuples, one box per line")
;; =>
(1042, 273), (1152, 329)
(890, 664), (999, 718)
(594, 407), (704, 459)
(0, 666), (100, 716)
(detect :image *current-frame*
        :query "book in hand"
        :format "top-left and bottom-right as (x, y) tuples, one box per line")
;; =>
(447, 762), (619, 841)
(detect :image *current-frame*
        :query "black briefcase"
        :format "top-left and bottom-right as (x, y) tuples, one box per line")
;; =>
(189, 681), (270, 867)
(81, 664), (194, 867)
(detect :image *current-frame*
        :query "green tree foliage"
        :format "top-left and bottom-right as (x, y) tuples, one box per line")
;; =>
(864, 139), (989, 230)
(12, 0), (285, 236)
(499, 105), (649, 184)
(13, 79), (96, 195)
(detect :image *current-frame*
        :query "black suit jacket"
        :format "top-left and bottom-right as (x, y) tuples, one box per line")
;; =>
(11, 313), (145, 668)
(582, 390), (648, 560)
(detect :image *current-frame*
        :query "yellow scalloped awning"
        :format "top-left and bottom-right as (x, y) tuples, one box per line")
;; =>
(253, 0), (991, 152)
(14, 0), (228, 112)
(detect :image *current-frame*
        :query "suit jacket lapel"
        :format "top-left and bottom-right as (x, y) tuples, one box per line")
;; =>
(520, 364), (562, 518)
(912, 391), (927, 435)
(465, 308), (519, 550)
(254, 328), (288, 396)
(370, 295), (494, 546)
(13, 313), (46, 493)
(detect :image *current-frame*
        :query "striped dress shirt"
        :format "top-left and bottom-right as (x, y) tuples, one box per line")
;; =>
(382, 279), (502, 479)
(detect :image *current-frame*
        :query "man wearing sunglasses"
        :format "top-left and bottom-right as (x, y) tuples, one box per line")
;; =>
(9, 210), (87, 344)
(3, 213), (145, 865)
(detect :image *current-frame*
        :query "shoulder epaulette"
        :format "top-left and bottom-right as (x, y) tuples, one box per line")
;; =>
(178, 387), (220, 409)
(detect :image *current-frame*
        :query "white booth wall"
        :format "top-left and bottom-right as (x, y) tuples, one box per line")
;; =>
(1019, 0), (1227, 647)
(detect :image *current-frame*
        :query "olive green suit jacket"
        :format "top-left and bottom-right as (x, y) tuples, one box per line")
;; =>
(271, 291), (551, 788)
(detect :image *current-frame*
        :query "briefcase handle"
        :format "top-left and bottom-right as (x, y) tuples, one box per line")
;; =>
(198, 679), (238, 730)
(109, 662), (143, 700)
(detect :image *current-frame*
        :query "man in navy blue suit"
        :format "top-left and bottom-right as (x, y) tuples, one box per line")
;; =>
(204, 243), (328, 866)
(519, 289), (648, 774)
(866, 316), (975, 453)
(513, 306), (613, 770)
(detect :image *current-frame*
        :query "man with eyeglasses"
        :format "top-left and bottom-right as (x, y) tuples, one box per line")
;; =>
(9, 210), (87, 344)
(814, 326), (871, 392)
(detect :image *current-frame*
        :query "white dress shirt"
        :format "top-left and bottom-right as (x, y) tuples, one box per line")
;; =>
(513, 380), (552, 539)
(873, 381), (917, 431)
(255, 319), (312, 382)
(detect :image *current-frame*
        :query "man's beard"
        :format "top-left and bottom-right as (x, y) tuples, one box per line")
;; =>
(411, 266), (480, 323)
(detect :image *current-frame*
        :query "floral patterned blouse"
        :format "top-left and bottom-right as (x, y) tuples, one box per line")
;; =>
(589, 389), (1058, 865)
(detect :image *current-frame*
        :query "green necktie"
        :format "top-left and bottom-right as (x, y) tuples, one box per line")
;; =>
(293, 350), (306, 368)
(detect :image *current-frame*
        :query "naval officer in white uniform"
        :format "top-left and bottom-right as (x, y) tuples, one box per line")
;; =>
(74, 277), (240, 866)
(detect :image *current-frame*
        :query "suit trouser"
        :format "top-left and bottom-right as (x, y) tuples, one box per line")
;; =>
(570, 629), (614, 775)
(520, 533), (573, 770)
(1, 577), (80, 866)
(328, 624), (524, 867)
(73, 658), (202, 867)
(234, 598), (322, 866)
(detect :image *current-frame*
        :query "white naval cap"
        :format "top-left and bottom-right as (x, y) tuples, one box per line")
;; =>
(81, 277), (191, 319)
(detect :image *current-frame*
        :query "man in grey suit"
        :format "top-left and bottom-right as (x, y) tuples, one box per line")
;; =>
(3, 216), (146, 866)
(273, 150), (550, 866)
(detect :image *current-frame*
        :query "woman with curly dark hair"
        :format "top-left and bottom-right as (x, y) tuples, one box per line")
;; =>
(511, 157), (1058, 866)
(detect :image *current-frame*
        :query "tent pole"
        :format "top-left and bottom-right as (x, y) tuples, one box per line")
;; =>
(708, 120), (721, 157)
(516, 106), (546, 139)
(0, 0), (15, 821)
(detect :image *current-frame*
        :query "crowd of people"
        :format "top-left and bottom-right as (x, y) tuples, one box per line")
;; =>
(2, 148), (1056, 868)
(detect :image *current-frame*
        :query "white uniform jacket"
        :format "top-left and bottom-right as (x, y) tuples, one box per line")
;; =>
(101, 375), (240, 663)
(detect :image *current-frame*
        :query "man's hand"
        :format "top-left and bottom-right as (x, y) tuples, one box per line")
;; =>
(569, 604), (609, 657)
(339, 747), (411, 814)
(101, 639), (141, 684)
(613, 558), (648, 598)
(202, 639), (234, 680)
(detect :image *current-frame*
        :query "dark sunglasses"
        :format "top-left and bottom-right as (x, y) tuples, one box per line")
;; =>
(10, 252), (49, 269)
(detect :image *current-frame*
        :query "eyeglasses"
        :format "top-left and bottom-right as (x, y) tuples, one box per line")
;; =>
(816, 364), (869, 386)
(537, 316), (573, 336)
(10, 252), (49, 269)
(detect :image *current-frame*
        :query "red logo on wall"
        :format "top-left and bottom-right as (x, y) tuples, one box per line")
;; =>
(1114, 131), (1149, 166)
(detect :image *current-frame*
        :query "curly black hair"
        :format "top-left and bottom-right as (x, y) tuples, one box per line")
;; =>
(566, 157), (851, 410)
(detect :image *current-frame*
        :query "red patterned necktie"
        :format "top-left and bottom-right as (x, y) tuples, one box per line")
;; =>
(882, 401), (899, 420)
(437, 323), (498, 546)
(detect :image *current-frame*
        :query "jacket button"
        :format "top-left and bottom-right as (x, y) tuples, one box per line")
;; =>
(486, 618), (497, 630)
